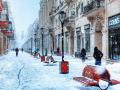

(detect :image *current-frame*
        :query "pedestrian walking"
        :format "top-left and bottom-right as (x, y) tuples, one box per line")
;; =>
(15, 48), (19, 56)
(93, 46), (103, 65)
(21, 48), (24, 53)
(57, 47), (60, 55)
(80, 48), (86, 62)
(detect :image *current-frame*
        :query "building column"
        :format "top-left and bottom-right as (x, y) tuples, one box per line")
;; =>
(102, 28), (108, 59)
(69, 30), (74, 55)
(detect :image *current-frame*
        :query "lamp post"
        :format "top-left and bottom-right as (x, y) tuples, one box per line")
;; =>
(31, 37), (33, 55)
(59, 11), (66, 61)
(34, 33), (37, 51)
(49, 28), (53, 56)
(59, 11), (69, 74)
(41, 28), (44, 56)
(40, 27), (45, 62)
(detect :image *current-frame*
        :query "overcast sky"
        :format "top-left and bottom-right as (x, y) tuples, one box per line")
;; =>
(6, 0), (40, 47)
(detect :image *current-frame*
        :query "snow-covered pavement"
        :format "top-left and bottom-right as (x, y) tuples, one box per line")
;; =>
(0, 51), (120, 90)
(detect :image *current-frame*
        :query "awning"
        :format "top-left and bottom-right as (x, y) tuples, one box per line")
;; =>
(0, 21), (10, 28)
(1, 30), (13, 36)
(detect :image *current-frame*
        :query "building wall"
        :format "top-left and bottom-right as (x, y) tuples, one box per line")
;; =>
(0, 32), (3, 54)
(107, 0), (120, 60)
(38, 0), (120, 60)
(107, 0), (120, 17)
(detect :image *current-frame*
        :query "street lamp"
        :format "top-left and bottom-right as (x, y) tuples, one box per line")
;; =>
(34, 33), (37, 51)
(59, 11), (66, 61)
(40, 27), (45, 62)
(31, 37), (33, 55)
(59, 11), (69, 74)
(41, 28), (44, 56)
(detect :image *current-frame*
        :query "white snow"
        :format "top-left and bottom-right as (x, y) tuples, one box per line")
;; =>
(95, 66), (106, 74)
(98, 80), (109, 90)
(0, 51), (120, 90)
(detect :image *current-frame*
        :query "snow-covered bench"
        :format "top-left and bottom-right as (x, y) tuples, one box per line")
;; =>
(73, 65), (120, 90)
(44, 56), (57, 64)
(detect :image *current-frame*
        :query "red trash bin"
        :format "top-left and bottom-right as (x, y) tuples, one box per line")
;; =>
(41, 56), (45, 62)
(60, 61), (69, 74)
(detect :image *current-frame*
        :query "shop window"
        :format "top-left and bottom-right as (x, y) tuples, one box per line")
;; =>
(76, 27), (81, 52)
(84, 24), (90, 52)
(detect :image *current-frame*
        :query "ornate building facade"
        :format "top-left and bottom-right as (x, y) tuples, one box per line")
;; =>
(0, 0), (14, 55)
(38, 0), (120, 60)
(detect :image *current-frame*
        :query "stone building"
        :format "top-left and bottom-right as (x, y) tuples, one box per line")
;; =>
(107, 0), (120, 60)
(39, 0), (55, 55)
(0, 0), (14, 55)
(38, 0), (120, 60)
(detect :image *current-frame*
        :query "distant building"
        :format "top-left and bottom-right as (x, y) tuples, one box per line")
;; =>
(0, 0), (15, 55)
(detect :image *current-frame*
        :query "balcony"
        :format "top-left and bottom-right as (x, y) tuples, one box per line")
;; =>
(83, 0), (105, 17)
(0, 21), (10, 29)
(49, 2), (66, 17)
(64, 0), (74, 4)
(0, 0), (3, 12)
(1, 30), (13, 37)
(65, 14), (75, 30)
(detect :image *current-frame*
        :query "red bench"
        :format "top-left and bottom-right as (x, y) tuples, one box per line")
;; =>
(44, 56), (57, 63)
(73, 65), (120, 90)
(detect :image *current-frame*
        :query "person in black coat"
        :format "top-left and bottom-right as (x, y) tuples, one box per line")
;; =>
(93, 46), (103, 65)
(21, 48), (24, 53)
(15, 48), (19, 56)
(80, 48), (86, 62)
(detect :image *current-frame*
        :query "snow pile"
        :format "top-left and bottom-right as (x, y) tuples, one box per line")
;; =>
(95, 66), (106, 74)
(106, 63), (120, 74)
(98, 80), (109, 90)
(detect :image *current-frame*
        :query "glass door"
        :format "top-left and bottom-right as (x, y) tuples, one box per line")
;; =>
(109, 29), (120, 60)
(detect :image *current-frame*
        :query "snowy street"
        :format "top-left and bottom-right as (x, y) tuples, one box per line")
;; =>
(0, 51), (120, 90)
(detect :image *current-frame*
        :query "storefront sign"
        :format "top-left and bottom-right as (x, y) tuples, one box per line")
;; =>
(1, 30), (13, 36)
(108, 14), (120, 29)
(0, 21), (9, 28)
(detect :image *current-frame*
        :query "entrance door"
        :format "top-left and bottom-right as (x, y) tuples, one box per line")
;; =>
(109, 29), (120, 60)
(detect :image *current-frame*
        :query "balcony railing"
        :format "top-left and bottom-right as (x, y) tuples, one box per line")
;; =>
(83, 0), (105, 15)
(64, 15), (75, 27)
(0, 0), (3, 12)
(1, 30), (13, 37)
(49, 1), (65, 16)
(65, 0), (73, 4)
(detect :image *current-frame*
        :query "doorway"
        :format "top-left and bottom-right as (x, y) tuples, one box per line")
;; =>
(109, 29), (120, 60)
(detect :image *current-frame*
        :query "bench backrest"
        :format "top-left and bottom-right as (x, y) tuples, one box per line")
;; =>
(82, 65), (110, 82)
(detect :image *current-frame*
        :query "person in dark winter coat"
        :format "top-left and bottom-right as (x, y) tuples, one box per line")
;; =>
(57, 47), (60, 55)
(93, 46), (103, 65)
(80, 48), (86, 62)
(21, 48), (24, 53)
(15, 48), (19, 56)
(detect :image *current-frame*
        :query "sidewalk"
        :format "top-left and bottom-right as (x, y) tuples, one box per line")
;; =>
(0, 51), (120, 90)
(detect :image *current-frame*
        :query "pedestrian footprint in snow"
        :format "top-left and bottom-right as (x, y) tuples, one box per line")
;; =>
(15, 48), (19, 56)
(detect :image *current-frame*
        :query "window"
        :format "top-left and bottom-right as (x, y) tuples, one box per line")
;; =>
(76, 2), (80, 17)
(81, 2), (84, 13)
(84, 24), (90, 52)
(76, 27), (81, 52)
